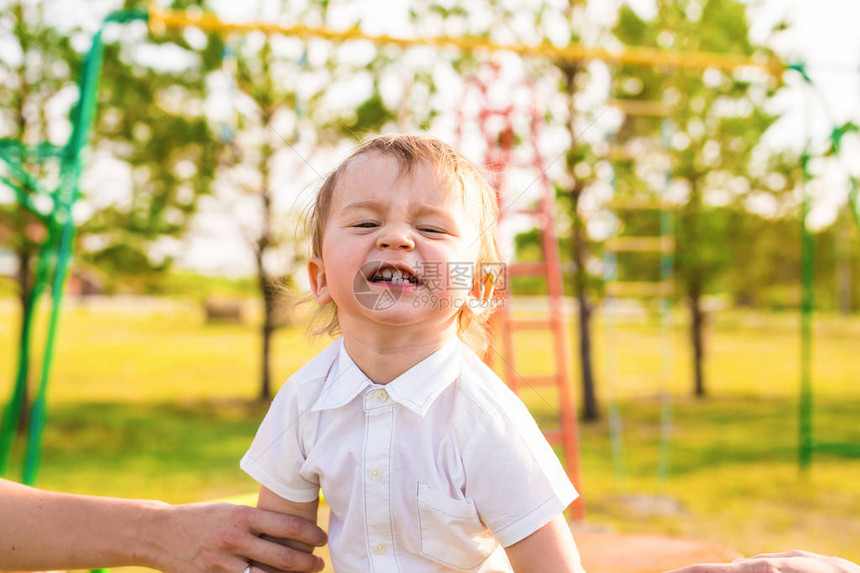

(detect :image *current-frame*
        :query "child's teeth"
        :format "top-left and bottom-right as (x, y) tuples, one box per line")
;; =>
(392, 276), (402, 286)
(392, 270), (402, 280)
(382, 268), (392, 279)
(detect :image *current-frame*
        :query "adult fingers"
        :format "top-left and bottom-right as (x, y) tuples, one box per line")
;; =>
(745, 551), (823, 561)
(205, 553), (256, 573)
(248, 507), (328, 548)
(245, 537), (325, 573)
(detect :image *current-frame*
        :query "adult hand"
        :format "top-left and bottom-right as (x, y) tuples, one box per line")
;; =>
(666, 550), (860, 573)
(147, 501), (328, 573)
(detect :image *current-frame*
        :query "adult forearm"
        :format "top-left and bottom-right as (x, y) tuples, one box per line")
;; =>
(0, 479), (160, 570)
(1, 479), (329, 573)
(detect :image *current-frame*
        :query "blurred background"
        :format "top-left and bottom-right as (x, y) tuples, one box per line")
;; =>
(1, 0), (859, 570)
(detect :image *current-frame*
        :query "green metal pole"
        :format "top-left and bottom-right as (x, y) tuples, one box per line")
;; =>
(23, 216), (76, 484)
(18, 16), (108, 484)
(0, 230), (55, 476)
(848, 177), (860, 230)
(799, 146), (814, 471)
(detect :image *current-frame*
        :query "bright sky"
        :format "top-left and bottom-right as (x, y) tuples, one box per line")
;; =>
(754, 0), (860, 138)
(753, 0), (860, 229)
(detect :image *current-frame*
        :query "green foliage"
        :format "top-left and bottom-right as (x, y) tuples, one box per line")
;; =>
(338, 91), (396, 139)
(0, 0), (224, 293)
(78, 0), (223, 283)
(0, 1), (81, 290)
(86, 243), (169, 293)
(611, 0), (800, 394)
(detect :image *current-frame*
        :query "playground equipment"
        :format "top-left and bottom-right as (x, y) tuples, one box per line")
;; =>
(603, 101), (676, 497)
(789, 63), (860, 468)
(0, 10), (148, 483)
(0, 2), (780, 490)
(455, 65), (585, 520)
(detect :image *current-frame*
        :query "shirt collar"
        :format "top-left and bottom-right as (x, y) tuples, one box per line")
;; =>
(311, 336), (462, 417)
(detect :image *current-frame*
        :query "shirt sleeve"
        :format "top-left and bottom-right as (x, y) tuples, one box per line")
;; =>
(459, 385), (578, 547)
(240, 378), (320, 503)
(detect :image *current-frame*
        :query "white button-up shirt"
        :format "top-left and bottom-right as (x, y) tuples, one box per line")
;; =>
(241, 336), (577, 572)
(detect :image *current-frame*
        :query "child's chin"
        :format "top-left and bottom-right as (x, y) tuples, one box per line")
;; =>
(370, 303), (447, 322)
(370, 304), (421, 320)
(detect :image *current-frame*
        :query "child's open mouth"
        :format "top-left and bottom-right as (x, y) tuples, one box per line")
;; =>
(369, 265), (423, 287)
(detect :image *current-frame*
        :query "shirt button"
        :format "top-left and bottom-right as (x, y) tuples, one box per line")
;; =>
(373, 543), (386, 554)
(368, 467), (382, 481)
(373, 389), (388, 403)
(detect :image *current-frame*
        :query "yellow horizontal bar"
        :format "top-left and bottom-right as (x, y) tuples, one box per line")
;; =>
(148, 5), (783, 77)
(605, 236), (675, 253)
(607, 196), (675, 211)
(605, 281), (673, 298)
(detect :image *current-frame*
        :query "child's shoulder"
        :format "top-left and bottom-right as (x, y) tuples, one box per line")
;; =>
(449, 344), (553, 457)
(452, 344), (531, 423)
(291, 337), (341, 382)
(273, 338), (341, 405)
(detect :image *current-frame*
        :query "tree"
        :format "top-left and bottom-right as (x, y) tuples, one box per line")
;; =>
(225, 34), (309, 401)
(553, 0), (601, 420)
(81, 0), (223, 292)
(612, 0), (789, 396)
(0, 0), (221, 436)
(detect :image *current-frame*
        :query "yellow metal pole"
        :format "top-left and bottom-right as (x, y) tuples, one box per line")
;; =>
(148, 5), (784, 77)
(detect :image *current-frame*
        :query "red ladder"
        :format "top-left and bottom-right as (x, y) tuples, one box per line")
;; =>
(456, 66), (585, 521)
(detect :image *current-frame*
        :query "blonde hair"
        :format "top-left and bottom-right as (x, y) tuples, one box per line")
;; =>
(304, 134), (503, 357)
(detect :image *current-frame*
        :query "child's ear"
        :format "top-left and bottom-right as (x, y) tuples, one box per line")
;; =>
(307, 257), (332, 305)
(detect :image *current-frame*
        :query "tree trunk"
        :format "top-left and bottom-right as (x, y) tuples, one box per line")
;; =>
(572, 209), (599, 420)
(259, 288), (275, 401)
(256, 254), (274, 401)
(680, 175), (708, 398)
(256, 196), (274, 400)
(13, 247), (33, 431)
(256, 106), (275, 400)
(561, 61), (599, 421)
(689, 277), (706, 397)
(10, 0), (33, 432)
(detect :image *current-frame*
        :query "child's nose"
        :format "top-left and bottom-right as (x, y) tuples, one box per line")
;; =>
(376, 227), (415, 250)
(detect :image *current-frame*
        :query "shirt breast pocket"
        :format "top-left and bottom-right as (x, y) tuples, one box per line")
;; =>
(416, 482), (498, 570)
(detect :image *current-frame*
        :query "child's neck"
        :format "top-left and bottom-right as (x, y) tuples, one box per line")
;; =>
(340, 323), (458, 384)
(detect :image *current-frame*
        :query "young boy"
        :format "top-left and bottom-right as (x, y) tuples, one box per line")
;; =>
(241, 135), (585, 572)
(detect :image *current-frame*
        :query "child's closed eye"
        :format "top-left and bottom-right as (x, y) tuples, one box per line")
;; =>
(353, 221), (379, 229)
(418, 226), (446, 234)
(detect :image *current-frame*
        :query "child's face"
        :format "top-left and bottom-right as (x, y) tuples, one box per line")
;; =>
(308, 152), (482, 335)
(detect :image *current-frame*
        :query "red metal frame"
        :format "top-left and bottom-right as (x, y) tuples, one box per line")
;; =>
(456, 65), (585, 521)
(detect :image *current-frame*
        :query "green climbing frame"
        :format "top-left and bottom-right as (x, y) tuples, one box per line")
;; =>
(0, 10), (148, 485)
(791, 62), (860, 469)
(603, 115), (676, 496)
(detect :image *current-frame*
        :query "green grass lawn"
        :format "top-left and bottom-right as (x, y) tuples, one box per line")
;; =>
(1, 298), (859, 570)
